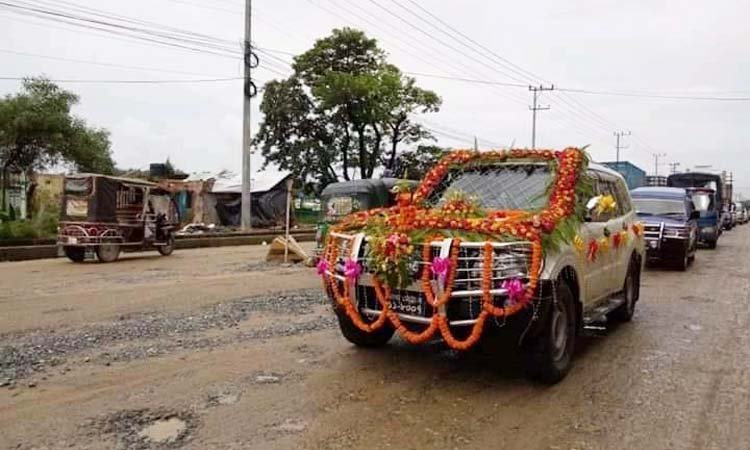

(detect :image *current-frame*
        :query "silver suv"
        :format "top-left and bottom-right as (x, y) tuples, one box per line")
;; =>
(319, 148), (645, 383)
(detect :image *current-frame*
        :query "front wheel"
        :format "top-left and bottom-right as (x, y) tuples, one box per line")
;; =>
(335, 308), (395, 348)
(63, 246), (86, 263)
(674, 249), (689, 271)
(96, 244), (120, 263)
(157, 235), (175, 256)
(521, 282), (576, 384)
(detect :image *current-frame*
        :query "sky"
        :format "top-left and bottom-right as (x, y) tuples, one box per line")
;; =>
(1, 0), (749, 197)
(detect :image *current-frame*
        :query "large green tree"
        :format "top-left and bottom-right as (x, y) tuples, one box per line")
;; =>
(0, 77), (114, 209)
(254, 28), (441, 189)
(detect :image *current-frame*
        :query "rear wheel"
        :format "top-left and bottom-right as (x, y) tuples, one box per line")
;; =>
(707, 239), (717, 249)
(336, 308), (395, 348)
(63, 246), (86, 263)
(157, 235), (175, 256)
(610, 258), (638, 322)
(522, 282), (576, 384)
(96, 244), (120, 263)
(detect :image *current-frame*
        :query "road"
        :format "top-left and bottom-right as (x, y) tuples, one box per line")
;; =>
(1, 231), (749, 450)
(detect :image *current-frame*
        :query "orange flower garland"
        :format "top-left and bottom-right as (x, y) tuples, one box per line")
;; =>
(321, 147), (588, 351)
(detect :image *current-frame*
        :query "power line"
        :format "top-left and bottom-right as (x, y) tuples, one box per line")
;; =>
(0, 76), (246, 84)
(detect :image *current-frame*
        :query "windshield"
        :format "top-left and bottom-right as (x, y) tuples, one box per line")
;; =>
(633, 198), (686, 217)
(427, 164), (552, 210)
(323, 194), (368, 220)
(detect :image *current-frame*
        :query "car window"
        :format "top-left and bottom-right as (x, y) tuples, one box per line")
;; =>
(590, 175), (619, 222)
(614, 179), (632, 215)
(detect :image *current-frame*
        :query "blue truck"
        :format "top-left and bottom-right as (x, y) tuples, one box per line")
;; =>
(667, 173), (724, 247)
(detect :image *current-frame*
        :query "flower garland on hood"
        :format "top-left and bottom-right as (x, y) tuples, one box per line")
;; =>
(320, 147), (590, 350)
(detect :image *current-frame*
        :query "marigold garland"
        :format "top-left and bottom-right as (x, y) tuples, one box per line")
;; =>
(321, 147), (597, 351)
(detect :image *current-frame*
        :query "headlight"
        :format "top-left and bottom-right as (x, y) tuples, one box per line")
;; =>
(664, 226), (689, 238)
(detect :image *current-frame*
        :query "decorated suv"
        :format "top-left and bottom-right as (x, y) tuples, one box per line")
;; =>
(317, 148), (645, 383)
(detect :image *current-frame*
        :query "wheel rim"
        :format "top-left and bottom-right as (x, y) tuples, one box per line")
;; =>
(551, 299), (568, 361)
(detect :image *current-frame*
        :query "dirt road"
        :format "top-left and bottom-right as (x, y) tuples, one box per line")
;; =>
(1, 232), (749, 450)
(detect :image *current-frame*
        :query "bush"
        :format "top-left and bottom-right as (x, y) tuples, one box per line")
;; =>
(0, 211), (58, 241)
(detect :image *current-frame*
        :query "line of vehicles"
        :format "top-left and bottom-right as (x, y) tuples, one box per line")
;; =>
(632, 172), (745, 270)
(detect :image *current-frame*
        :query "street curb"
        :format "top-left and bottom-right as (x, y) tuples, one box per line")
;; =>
(0, 232), (315, 262)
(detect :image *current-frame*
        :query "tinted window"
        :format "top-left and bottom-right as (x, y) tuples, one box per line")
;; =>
(428, 164), (552, 210)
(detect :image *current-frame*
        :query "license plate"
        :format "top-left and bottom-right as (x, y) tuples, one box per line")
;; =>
(68, 237), (78, 245)
(391, 292), (425, 316)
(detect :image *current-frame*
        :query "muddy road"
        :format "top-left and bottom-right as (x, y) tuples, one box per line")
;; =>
(1, 233), (749, 450)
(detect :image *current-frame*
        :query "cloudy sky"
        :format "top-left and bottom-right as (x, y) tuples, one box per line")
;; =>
(2, 0), (749, 196)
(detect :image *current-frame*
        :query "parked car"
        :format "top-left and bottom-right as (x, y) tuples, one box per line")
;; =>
(630, 187), (699, 270)
(686, 187), (721, 249)
(57, 174), (179, 263)
(319, 149), (645, 384)
(738, 206), (749, 224)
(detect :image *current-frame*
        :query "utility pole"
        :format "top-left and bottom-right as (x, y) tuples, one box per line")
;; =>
(241, 0), (258, 230)
(614, 130), (631, 166)
(529, 84), (554, 149)
(652, 152), (666, 177)
(668, 162), (680, 174)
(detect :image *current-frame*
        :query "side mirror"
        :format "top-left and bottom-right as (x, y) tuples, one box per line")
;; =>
(690, 210), (700, 220)
(586, 196), (602, 212)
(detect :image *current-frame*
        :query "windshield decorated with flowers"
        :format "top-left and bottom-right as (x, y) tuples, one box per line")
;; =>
(426, 163), (552, 212)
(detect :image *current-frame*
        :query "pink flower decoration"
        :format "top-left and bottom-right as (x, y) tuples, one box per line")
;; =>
(316, 258), (330, 276)
(502, 278), (525, 305)
(344, 258), (362, 280)
(387, 233), (401, 245)
(431, 256), (451, 281)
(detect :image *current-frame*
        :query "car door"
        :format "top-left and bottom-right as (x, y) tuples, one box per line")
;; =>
(607, 177), (634, 292)
(595, 177), (623, 298)
(580, 172), (610, 304)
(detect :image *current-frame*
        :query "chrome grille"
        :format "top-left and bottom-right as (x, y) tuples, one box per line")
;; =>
(326, 233), (534, 326)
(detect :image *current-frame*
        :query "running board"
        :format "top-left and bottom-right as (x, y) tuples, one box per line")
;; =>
(581, 296), (626, 337)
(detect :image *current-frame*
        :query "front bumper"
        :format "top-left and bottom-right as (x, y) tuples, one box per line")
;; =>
(645, 237), (688, 259)
(328, 279), (555, 342)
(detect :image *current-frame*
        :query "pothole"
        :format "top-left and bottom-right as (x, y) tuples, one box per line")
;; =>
(138, 417), (187, 444)
(95, 408), (196, 449)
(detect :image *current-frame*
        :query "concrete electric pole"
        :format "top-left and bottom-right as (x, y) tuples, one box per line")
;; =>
(614, 130), (631, 166)
(652, 152), (666, 177)
(241, 0), (258, 230)
(529, 85), (554, 150)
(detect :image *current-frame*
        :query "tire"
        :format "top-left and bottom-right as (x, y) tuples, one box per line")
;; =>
(96, 244), (120, 263)
(707, 239), (717, 249)
(674, 249), (689, 271)
(610, 258), (639, 322)
(335, 308), (395, 348)
(157, 235), (175, 256)
(521, 282), (576, 384)
(63, 246), (86, 263)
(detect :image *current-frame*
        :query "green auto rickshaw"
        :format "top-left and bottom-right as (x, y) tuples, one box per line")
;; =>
(314, 178), (416, 257)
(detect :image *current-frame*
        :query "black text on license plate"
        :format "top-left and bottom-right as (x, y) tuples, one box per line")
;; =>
(391, 292), (425, 316)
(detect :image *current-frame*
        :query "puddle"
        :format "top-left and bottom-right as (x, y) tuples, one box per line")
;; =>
(138, 417), (187, 444)
(96, 408), (195, 449)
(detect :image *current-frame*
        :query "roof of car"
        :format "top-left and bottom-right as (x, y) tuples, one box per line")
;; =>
(630, 186), (689, 200)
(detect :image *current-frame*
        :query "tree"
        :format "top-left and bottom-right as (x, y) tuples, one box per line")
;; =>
(0, 77), (115, 208)
(394, 145), (449, 180)
(254, 28), (441, 190)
